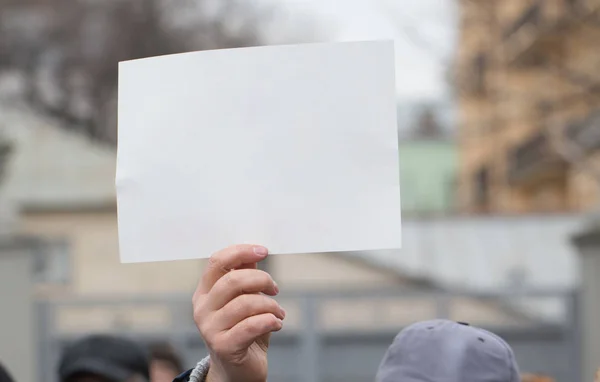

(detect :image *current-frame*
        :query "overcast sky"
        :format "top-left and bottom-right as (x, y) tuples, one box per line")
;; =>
(264, 0), (458, 103)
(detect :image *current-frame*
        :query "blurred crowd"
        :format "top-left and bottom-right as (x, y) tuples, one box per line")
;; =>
(0, 244), (572, 382)
(0, 337), (184, 382)
(0, 317), (563, 382)
(0, 316), (563, 382)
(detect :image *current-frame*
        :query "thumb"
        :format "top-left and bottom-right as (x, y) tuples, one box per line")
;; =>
(224, 313), (282, 354)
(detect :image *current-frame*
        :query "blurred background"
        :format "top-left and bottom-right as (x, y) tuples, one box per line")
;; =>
(0, 0), (599, 382)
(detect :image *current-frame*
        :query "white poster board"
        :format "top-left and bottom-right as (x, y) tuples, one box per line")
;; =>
(117, 41), (401, 263)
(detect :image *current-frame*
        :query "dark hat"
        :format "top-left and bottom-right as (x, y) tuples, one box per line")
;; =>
(58, 335), (150, 382)
(376, 319), (520, 382)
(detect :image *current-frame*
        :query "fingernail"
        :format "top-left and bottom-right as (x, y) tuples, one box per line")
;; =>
(253, 246), (268, 257)
(280, 307), (286, 319)
(274, 281), (280, 294)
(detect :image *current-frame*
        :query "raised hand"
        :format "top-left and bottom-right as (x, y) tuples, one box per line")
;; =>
(192, 245), (285, 382)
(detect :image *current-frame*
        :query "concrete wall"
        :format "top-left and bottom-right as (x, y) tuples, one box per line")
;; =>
(0, 239), (37, 382)
(573, 228), (600, 382)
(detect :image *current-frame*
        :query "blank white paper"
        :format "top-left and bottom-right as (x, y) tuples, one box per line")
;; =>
(116, 40), (401, 263)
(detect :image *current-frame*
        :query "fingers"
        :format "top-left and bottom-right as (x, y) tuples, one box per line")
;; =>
(198, 244), (268, 294)
(213, 294), (286, 331)
(207, 269), (278, 311)
(192, 244), (280, 372)
(222, 313), (283, 354)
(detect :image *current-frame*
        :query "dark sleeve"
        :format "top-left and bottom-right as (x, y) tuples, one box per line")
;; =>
(173, 369), (193, 382)
(0, 363), (15, 382)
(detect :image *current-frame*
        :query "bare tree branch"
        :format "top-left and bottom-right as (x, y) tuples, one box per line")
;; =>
(0, 0), (273, 146)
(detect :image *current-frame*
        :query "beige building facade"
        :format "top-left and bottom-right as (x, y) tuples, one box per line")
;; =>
(20, 208), (407, 298)
(457, 0), (600, 214)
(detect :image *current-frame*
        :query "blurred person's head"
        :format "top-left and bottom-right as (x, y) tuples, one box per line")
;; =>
(0, 361), (15, 382)
(58, 335), (150, 382)
(376, 319), (520, 382)
(148, 342), (183, 382)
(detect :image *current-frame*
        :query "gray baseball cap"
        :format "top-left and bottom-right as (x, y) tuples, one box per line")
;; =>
(376, 319), (520, 382)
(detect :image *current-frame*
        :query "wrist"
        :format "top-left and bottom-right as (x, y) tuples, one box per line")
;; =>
(204, 358), (236, 382)
(203, 359), (235, 382)
(205, 367), (223, 382)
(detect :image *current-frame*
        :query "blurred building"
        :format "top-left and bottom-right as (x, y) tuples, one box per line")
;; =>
(0, 97), (583, 381)
(456, 0), (600, 214)
(1, 99), (579, 288)
(398, 105), (457, 215)
(1, 99), (575, 300)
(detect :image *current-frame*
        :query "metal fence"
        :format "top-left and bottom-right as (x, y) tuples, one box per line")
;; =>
(36, 288), (581, 382)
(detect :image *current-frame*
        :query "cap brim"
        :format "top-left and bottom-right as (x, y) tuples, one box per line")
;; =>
(60, 357), (131, 382)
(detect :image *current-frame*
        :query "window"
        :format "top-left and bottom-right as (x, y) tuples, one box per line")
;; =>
(33, 239), (71, 284)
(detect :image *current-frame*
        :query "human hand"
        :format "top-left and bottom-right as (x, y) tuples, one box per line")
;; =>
(192, 245), (285, 382)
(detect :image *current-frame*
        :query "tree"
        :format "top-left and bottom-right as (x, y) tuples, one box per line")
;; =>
(0, 0), (272, 146)
(412, 106), (444, 139)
